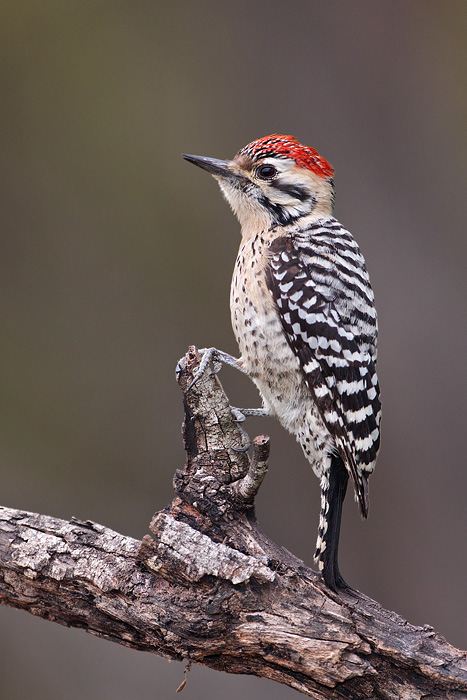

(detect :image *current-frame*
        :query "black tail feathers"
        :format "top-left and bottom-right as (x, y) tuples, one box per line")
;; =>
(314, 455), (350, 592)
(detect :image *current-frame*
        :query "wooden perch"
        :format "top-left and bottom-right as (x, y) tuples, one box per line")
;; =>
(0, 346), (466, 699)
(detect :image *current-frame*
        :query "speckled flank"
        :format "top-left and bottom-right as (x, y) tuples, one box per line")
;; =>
(231, 228), (334, 475)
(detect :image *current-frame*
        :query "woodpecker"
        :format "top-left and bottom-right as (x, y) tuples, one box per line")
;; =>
(183, 134), (381, 591)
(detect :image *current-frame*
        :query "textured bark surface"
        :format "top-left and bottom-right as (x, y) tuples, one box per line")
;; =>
(0, 346), (466, 699)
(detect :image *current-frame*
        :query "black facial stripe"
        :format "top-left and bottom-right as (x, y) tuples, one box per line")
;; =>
(271, 181), (309, 202)
(257, 195), (294, 226)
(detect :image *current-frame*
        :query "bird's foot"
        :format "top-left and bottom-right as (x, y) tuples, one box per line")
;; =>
(230, 407), (270, 422)
(187, 348), (247, 390)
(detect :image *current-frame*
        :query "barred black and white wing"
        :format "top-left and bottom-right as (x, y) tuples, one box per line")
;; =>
(265, 220), (381, 517)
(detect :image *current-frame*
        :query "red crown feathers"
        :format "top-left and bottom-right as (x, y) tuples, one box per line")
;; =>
(237, 134), (334, 180)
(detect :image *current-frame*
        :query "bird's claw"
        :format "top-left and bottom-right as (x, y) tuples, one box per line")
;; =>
(187, 348), (221, 390)
(230, 407), (246, 423)
(231, 441), (251, 453)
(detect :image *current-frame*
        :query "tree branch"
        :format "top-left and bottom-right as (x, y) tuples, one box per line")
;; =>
(0, 346), (466, 698)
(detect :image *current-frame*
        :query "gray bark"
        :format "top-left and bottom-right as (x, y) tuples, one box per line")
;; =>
(0, 346), (466, 699)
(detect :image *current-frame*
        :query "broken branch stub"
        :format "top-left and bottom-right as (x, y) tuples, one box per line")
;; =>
(173, 346), (270, 519)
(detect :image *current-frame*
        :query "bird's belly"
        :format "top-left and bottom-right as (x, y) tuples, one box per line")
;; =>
(231, 297), (333, 477)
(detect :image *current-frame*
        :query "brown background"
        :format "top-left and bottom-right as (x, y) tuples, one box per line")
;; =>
(1, 2), (466, 698)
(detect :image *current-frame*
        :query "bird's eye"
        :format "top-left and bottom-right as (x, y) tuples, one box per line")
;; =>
(256, 164), (277, 180)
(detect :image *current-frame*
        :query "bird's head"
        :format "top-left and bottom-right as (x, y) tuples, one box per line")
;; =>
(183, 134), (335, 235)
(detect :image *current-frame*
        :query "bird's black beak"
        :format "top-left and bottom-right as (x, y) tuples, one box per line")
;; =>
(182, 154), (232, 179)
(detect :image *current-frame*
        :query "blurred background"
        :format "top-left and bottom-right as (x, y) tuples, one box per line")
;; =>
(1, 1), (466, 698)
